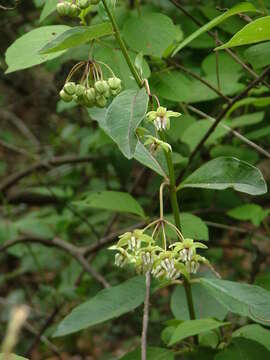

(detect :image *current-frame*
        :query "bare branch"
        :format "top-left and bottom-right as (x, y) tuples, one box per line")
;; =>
(0, 155), (96, 193)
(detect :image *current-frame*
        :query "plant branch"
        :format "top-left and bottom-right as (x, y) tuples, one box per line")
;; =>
(0, 154), (96, 193)
(141, 271), (151, 360)
(187, 104), (270, 160)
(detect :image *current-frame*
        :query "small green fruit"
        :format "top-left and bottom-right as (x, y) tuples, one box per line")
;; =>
(96, 95), (107, 108)
(94, 80), (109, 95)
(75, 84), (85, 97)
(64, 82), (76, 95)
(108, 77), (121, 90)
(60, 89), (73, 102)
(78, 0), (90, 9)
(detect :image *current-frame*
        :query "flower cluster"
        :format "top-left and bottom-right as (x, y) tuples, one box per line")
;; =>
(146, 106), (181, 131)
(57, 0), (100, 17)
(109, 228), (208, 281)
(60, 61), (122, 108)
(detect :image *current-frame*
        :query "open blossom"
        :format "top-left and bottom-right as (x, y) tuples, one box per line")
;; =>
(146, 106), (181, 131)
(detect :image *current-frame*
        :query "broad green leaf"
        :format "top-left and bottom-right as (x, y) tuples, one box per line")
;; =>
(178, 157), (267, 195)
(123, 13), (181, 57)
(120, 347), (174, 360)
(200, 278), (270, 326)
(134, 141), (168, 178)
(245, 125), (270, 140)
(104, 89), (149, 159)
(165, 213), (209, 240)
(215, 338), (270, 359)
(153, 71), (243, 104)
(171, 283), (228, 320)
(226, 97), (270, 117)
(40, 0), (57, 22)
(244, 42), (270, 69)
(181, 120), (228, 151)
(169, 318), (229, 346)
(216, 16), (270, 50)
(255, 273), (270, 292)
(233, 324), (270, 351)
(40, 23), (113, 54)
(54, 276), (145, 336)
(5, 25), (70, 73)
(225, 112), (264, 128)
(167, 115), (196, 142)
(210, 145), (259, 165)
(74, 191), (145, 218)
(0, 355), (28, 360)
(172, 2), (256, 55)
(202, 52), (242, 75)
(227, 204), (270, 226)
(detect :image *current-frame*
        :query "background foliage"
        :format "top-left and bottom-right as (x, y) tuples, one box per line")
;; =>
(1, 0), (270, 359)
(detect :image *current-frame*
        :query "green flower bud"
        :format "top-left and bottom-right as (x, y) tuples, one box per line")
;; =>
(85, 87), (96, 102)
(56, 2), (66, 16)
(60, 89), (73, 102)
(63, 81), (76, 95)
(70, 3), (80, 17)
(78, 0), (90, 9)
(75, 84), (85, 97)
(96, 95), (107, 108)
(94, 80), (109, 95)
(111, 87), (121, 96)
(108, 77), (122, 90)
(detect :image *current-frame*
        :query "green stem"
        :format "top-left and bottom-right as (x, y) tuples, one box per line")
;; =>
(101, 0), (143, 87)
(101, 0), (197, 344)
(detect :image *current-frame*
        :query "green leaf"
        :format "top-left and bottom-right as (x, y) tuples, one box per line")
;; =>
(153, 70), (243, 104)
(172, 2), (256, 55)
(120, 347), (174, 360)
(5, 25), (70, 73)
(54, 276), (145, 337)
(104, 89), (149, 159)
(40, 23), (113, 54)
(200, 278), (270, 326)
(216, 16), (270, 50)
(233, 324), (270, 351)
(123, 13), (181, 57)
(244, 41), (270, 69)
(40, 0), (57, 22)
(134, 141), (168, 178)
(245, 125), (270, 140)
(210, 145), (259, 165)
(178, 157), (267, 195)
(225, 112), (264, 128)
(181, 213), (209, 241)
(74, 191), (145, 218)
(215, 338), (270, 359)
(227, 204), (269, 226)
(182, 120), (228, 151)
(0, 355), (28, 360)
(171, 283), (228, 320)
(169, 318), (229, 346)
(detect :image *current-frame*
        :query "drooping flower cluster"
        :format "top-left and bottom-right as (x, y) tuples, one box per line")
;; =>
(109, 227), (208, 281)
(60, 61), (122, 108)
(146, 106), (181, 131)
(57, 0), (100, 17)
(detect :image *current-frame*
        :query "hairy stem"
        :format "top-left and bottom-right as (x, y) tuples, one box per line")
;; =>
(141, 271), (151, 360)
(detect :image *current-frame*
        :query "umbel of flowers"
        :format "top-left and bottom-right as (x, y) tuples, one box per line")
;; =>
(59, 60), (122, 108)
(57, 0), (101, 18)
(109, 221), (208, 281)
